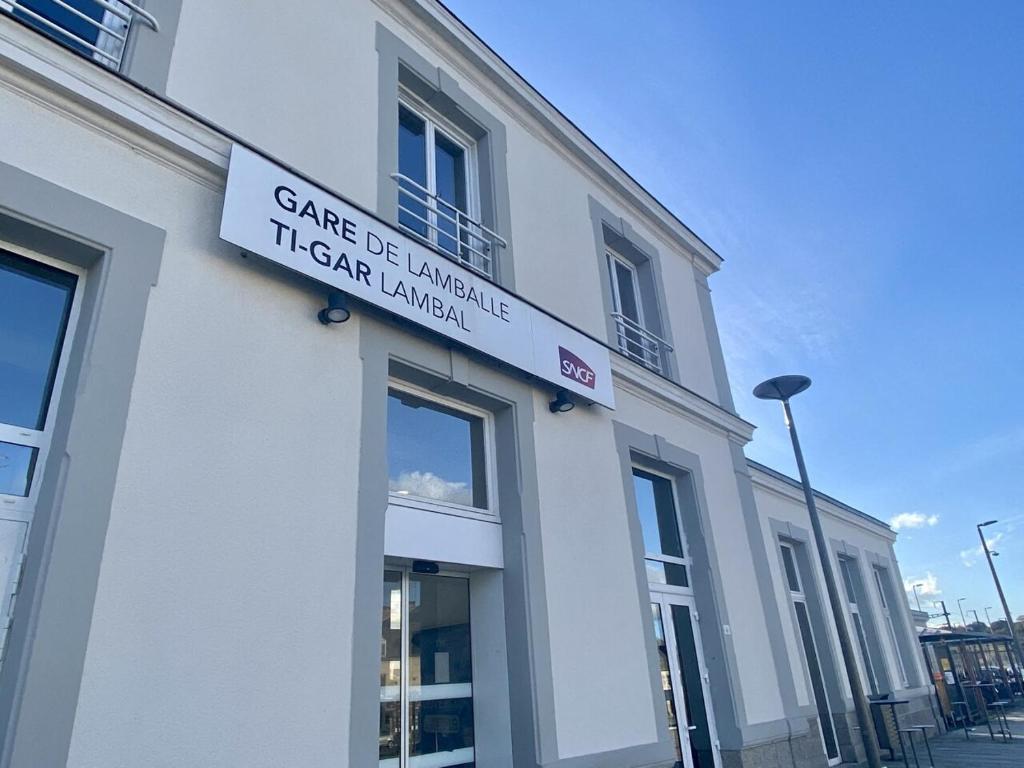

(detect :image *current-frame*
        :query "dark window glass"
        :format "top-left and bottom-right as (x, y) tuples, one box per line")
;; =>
(794, 602), (839, 759)
(780, 545), (801, 593)
(651, 603), (683, 764)
(614, 260), (641, 323)
(671, 604), (715, 768)
(839, 558), (858, 604)
(408, 574), (473, 764)
(0, 442), (38, 497)
(851, 612), (879, 694)
(398, 105), (429, 238)
(387, 390), (487, 509)
(14, 0), (106, 57)
(0, 250), (77, 431)
(433, 131), (467, 256)
(633, 470), (688, 588)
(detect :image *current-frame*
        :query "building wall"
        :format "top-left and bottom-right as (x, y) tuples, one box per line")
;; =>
(0, 3), (929, 767)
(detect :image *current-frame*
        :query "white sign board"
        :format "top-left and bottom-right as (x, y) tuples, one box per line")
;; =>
(219, 145), (615, 408)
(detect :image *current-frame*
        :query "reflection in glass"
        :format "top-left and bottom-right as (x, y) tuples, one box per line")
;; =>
(0, 442), (37, 498)
(408, 574), (473, 762)
(652, 604), (683, 765)
(387, 390), (487, 509)
(380, 571), (403, 763)
(434, 131), (467, 257)
(0, 251), (77, 431)
(398, 105), (429, 238)
(13, 0), (105, 58)
(633, 470), (687, 587)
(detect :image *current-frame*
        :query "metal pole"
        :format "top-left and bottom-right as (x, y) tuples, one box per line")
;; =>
(971, 609), (981, 627)
(781, 399), (883, 768)
(978, 525), (1024, 674)
(957, 598), (968, 629)
(984, 607), (993, 629)
(913, 585), (923, 612)
(937, 600), (952, 630)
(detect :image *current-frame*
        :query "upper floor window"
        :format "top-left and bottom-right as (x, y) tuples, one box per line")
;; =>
(386, 384), (494, 518)
(4, 0), (158, 72)
(394, 93), (504, 280)
(632, 468), (690, 588)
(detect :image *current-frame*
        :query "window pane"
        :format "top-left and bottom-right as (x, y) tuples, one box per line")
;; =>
(0, 251), (77, 430)
(379, 571), (402, 763)
(645, 559), (689, 588)
(388, 390), (487, 509)
(839, 558), (858, 604)
(398, 106), (429, 238)
(651, 603), (684, 764)
(632, 470), (684, 559)
(780, 545), (801, 593)
(408, 574), (473, 764)
(670, 604), (715, 768)
(614, 260), (641, 324)
(0, 442), (38, 498)
(434, 131), (467, 257)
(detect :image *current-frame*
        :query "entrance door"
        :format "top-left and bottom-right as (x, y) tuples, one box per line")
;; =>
(379, 569), (475, 768)
(651, 591), (719, 768)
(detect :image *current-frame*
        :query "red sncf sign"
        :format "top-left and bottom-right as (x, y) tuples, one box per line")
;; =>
(558, 346), (596, 389)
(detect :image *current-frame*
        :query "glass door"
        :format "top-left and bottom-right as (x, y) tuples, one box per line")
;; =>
(651, 592), (719, 768)
(380, 569), (475, 768)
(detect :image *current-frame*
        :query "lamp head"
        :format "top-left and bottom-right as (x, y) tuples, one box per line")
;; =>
(548, 389), (575, 414)
(753, 375), (812, 402)
(318, 291), (351, 324)
(978, 520), (998, 528)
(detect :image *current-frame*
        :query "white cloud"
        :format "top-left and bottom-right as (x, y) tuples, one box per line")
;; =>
(959, 532), (1004, 568)
(890, 512), (940, 531)
(389, 471), (472, 506)
(904, 572), (941, 599)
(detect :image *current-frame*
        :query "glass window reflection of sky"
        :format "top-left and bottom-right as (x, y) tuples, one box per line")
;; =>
(387, 390), (486, 509)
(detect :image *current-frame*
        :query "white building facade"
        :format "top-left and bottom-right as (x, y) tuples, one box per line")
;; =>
(0, 2), (931, 767)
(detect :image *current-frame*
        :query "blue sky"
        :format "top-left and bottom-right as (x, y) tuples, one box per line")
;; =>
(443, 0), (1024, 625)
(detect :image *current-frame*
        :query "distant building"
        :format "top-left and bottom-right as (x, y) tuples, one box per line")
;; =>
(0, 3), (933, 767)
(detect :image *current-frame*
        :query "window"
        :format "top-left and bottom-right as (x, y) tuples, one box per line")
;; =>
(631, 468), (690, 588)
(839, 557), (879, 694)
(6, 0), (146, 71)
(873, 567), (910, 687)
(387, 385), (492, 516)
(780, 541), (840, 766)
(606, 247), (672, 374)
(396, 94), (502, 279)
(379, 569), (475, 768)
(0, 247), (81, 660)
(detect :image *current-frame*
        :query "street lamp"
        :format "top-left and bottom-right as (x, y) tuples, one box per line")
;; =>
(978, 520), (1024, 667)
(913, 583), (925, 612)
(957, 597), (968, 628)
(754, 375), (883, 768)
(985, 607), (994, 629)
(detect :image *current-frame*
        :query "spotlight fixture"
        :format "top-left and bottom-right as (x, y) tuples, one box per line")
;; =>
(549, 389), (574, 413)
(318, 291), (351, 325)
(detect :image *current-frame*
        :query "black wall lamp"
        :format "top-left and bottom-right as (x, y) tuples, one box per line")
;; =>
(549, 389), (575, 413)
(318, 291), (351, 325)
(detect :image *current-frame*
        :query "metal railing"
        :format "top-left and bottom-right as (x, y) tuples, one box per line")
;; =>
(391, 172), (507, 279)
(2, 0), (159, 71)
(612, 312), (673, 374)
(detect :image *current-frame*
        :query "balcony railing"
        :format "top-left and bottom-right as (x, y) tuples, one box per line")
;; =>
(391, 172), (507, 279)
(2, 0), (159, 71)
(612, 312), (673, 375)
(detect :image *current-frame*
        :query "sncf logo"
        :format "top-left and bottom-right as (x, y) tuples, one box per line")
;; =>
(558, 346), (596, 389)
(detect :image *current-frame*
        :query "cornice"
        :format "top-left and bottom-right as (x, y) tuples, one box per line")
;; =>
(611, 357), (756, 444)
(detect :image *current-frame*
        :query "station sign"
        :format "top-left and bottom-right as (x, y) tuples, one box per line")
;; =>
(220, 144), (615, 408)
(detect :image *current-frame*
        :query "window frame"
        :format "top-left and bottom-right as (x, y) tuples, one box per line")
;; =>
(838, 556), (879, 695)
(386, 380), (498, 522)
(607, 248), (647, 329)
(397, 88), (483, 261)
(0, 243), (85, 514)
(873, 566), (910, 687)
(631, 465), (692, 595)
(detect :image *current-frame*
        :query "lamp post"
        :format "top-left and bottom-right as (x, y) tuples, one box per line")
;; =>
(754, 375), (883, 768)
(971, 609), (981, 627)
(985, 607), (994, 629)
(912, 584), (924, 612)
(957, 598), (968, 629)
(978, 520), (1024, 667)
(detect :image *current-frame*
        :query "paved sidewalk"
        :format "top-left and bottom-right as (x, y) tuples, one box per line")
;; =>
(883, 709), (1023, 768)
